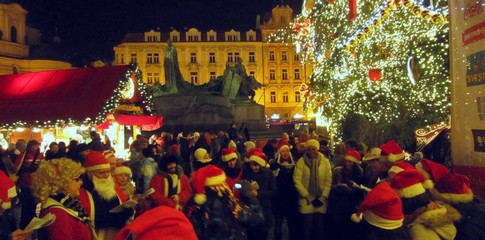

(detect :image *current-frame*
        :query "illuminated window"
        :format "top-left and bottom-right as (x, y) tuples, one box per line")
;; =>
(294, 51), (300, 61)
(249, 71), (255, 77)
(282, 69), (288, 80)
(190, 53), (197, 63)
(228, 52), (234, 63)
(234, 52), (240, 62)
(154, 53), (160, 64)
(249, 52), (255, 62)
(269, 69), (276, 80)
(172, 36), (178, 42)
(188, 35), (199, 42)
(120, 54), (124, 64)
(209, 35), (215, 41)
(283, 91), (289, 103)
(130, 53), (137, 63)
(190, 72), (198, 84)
(147, 53), (153, 64)
(154, 73), (160, 83)
(294, 69), (301, 80)
(209, 52), (216, 63)
(210, 72), (216, 80)
(147, 73), (153, 84)
(269, 51), (275, 61)
(282, 51), (287, 61)
(295, 91), (301, 102)
(270, 91), (276, 103)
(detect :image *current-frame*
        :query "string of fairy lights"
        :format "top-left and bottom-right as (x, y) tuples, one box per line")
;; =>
(0, 63), (157, 130)
(269, 0), (450, 138)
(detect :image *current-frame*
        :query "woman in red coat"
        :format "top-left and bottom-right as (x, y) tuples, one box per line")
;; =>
(32, 158), (95, 240)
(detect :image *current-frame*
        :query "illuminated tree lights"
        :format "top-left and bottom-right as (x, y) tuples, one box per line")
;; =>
(270, 0), (450, 139)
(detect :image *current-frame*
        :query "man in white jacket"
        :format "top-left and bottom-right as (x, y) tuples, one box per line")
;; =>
(293, 139), (332, 240)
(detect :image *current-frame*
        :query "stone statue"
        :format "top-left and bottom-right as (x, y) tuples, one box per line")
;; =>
(151, 43), (261, 100)
(164, 39), (187, 94)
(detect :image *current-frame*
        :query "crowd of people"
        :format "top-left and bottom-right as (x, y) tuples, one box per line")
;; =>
(0, 124), (484, 240)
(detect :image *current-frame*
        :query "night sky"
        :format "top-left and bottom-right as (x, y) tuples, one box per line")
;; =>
(16, 0), (302, 64)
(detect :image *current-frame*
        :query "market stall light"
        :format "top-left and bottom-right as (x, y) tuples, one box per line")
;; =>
(270, 113), (281, 120)
(293, 113), (304, 119)
(32, 128), (41, 133)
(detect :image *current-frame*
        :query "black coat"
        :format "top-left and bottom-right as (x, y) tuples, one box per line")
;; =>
(185, 187), (264, 240)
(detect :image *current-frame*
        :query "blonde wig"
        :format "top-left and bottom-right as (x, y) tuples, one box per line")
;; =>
(32, 158), (85, 203)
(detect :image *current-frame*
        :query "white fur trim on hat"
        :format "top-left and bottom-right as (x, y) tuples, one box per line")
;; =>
(362, 210), (403, 230)
(2, 201), (11, 210)
(430, 188), (474, 204)
(222, 152), (238, 162)
(194, 194), (207, 205)
(387, 152), (405, 163)
(115, 166), (132, 175)
(393, 183), (426, 198)
(249, 155), (269, 168)
(351, 213), (362, 223)
(86, 163), (110, 171)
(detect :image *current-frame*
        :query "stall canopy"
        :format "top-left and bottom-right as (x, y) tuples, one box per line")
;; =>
(0, 64), (161, 129)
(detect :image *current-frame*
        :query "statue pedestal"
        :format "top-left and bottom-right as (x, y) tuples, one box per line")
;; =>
(153, 94), (266, 132)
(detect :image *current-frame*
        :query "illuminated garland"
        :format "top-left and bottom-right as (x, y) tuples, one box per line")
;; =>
(0, 63), (157, 130)
(269, 0), (450, 139)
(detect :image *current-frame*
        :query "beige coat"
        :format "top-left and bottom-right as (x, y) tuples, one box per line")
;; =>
(293, 152), (332, 214)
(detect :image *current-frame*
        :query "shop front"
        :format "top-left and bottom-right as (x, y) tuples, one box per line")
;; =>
(0, 63), (161, 158)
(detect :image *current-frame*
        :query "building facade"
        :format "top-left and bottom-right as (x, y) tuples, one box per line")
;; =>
(113, 5), (313, 121)
(0, 2), (71, 75)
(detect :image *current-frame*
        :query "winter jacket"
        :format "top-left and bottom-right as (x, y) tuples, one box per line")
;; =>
(409, 202), (461, 240)
(149, 166), (192, 210)
(293, 152), (332, 214)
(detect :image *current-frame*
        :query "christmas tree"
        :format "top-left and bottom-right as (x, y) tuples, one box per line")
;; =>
(271, 0), (450, 147)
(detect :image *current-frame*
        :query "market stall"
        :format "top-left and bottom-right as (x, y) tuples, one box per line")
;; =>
(0, 63), (161, 157)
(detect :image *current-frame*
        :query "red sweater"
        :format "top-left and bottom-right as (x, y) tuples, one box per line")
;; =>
(14, 152), (44, 188)
(43, 206), (93, 240)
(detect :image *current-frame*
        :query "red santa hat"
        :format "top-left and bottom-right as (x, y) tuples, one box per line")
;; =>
(388, 161), (415, 176)
(344, 150), (361, 165)
(390, 169), (432, 198)
(84, 151), (110, 171)
(168, 144), (179, 155)
(221, 148), (238, 162)
(0, 171), (17, 210)
(115, 206), (197, 240)
(276, 140), (291, 152)
(432, 173), (473, 203)
(380, 140), (405, 162)
(191, 165), (226, 205)
(351, 182), (404, 230)
(248, 149), (269, 168)
(415, 158), (449, 187)
(276, 141), (294, 165)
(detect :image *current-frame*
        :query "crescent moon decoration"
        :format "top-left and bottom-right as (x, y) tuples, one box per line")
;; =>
(407, 56), (416, 85)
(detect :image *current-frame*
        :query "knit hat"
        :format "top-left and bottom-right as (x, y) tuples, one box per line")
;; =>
(194, 148), (211, 163)
(84, 151), (110, 171)
(115, 206), (197, 240)
(191, 165), (226, 205)
(432, 173), (473, 203)
(228, 140), (237, 149)
(351, 182), (404, 230)
(305, 139), (320, 150)
(362, 148), (382, 161)
(415, 158), (449, 187)
(0, 171), (17, 209)
(114, 165), (132, 175)
(344, 150), (361, 165)
(388, 161), (415, 176)
(244, 141), (256, 153)
(380, 140), (405, 162)
(221, 148), (238, 162)
(390, 169), (432, 198)
(248, 149), (270, 168)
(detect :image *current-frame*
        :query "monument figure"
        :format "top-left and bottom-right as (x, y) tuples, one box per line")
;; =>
(164, 39), (188, 94)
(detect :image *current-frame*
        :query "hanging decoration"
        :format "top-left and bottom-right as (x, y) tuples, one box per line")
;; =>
(368, 68), (383, 81)
(349, 0), (357, 21)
